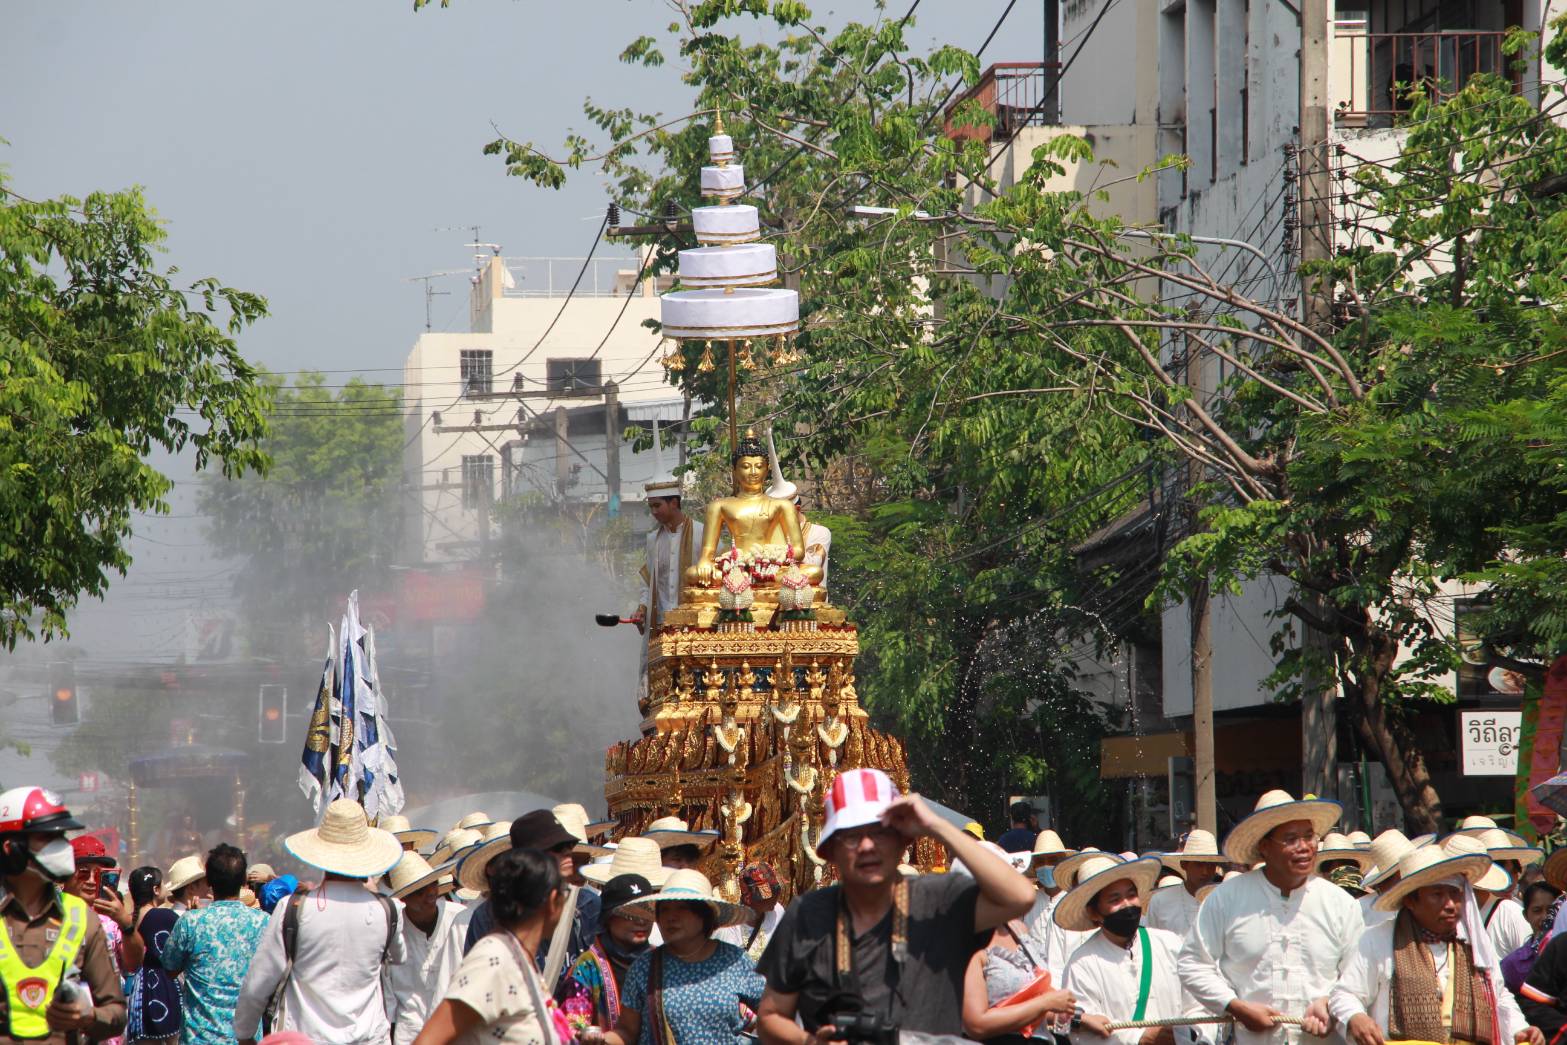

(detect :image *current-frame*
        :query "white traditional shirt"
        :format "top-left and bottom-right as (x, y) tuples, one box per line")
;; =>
(1045, 919), (1095, 973)
(1483, 895), (1531, 958)
(1327, 916), (1527, 1042)
(1026, 891), (1063, 944)
(235, 879), (408, 1045)
(1146, 886), (1201, 939)
(1065, 927), (1203, 1045)
(384, 898), (467, 1045)
(639, 519), (701, 627)
(1177, 869), (1363, 1045)
(1358, 892), (1393, 928)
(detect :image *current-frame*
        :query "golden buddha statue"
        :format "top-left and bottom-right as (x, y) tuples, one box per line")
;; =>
(686, 429), (823, 588)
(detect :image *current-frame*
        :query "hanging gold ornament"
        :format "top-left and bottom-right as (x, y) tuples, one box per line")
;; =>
(697, 343), (717, 373)
(737, 340), (756, 370)
(662, 340), (686, 372)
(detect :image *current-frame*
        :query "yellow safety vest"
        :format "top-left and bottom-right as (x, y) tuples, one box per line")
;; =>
(0, 891), (88, 1039)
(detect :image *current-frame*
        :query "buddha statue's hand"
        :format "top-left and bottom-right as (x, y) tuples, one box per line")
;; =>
(695, 560), (717, 587)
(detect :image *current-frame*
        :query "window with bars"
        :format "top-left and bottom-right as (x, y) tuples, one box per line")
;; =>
(460, 350), (493, 397)
(546, 358), (602, 393)
(461, 454), (494, 510)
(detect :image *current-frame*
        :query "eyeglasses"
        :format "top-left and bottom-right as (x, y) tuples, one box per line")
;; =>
(835, 825), (899, 848)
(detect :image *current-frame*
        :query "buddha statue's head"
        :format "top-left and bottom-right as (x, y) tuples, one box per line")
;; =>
(731, 430), (769, 494)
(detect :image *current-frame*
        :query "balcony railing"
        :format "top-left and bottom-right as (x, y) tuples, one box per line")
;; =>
(944, 62), (1062, 142)
(1332, 28), (1514, 126)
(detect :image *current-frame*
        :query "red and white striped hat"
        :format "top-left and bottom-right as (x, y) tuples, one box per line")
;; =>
(817, 768), (900, 856)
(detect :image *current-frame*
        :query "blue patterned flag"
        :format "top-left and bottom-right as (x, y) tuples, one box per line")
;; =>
(298, 626), (336, 815)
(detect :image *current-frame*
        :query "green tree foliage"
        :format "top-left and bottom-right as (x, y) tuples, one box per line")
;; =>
(198, 373), (404, 660)
(0, 175), (270, 648)
(473, 0), (1567, 832)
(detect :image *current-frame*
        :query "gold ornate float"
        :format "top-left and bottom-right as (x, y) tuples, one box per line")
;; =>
(602, 118), (917, 901)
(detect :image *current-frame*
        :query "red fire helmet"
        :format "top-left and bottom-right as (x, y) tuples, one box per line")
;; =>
(0, 787), (85, 835)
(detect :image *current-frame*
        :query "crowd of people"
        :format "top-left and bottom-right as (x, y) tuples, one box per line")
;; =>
(7, 779), (1567, 1045)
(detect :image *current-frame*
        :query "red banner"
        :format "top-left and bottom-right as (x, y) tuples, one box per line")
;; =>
(1525, 654), (1567, 834)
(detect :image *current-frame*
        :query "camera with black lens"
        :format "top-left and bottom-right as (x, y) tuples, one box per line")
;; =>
(827, 1011), (899, 1045)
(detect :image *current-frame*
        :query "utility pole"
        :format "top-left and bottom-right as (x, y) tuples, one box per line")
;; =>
(1192, 579), (1216, 835)
(1299, 0), (1338, 802)
(603, 382), (621, 516)
(554, 407), (571, 497)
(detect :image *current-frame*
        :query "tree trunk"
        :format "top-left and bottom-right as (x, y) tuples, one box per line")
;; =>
(1348, 627), (1444, 833)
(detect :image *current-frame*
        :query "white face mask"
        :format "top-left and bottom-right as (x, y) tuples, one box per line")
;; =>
(32, 837), (75, 880)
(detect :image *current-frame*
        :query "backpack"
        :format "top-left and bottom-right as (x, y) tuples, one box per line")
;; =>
(264, 888), (397, 1031)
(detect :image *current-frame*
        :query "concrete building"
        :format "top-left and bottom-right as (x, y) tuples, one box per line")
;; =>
(401, 253), (684, 566)
(963, 0), (1566, 844)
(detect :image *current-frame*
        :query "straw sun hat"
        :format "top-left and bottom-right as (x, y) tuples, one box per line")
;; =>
(1373, 837), (1498, 912)
(387, 851), (449, 900)
(429, 827), (483, 867)
(1475, 827), (1543, 865)
(554, 804), (615, 857)
(1030, 830), (1077, 864)
(642, 816), (721, 851)
(1442, 833), (1512, 892)
(1362, 828), (1418, 889)
(285, 799), (402, 878)
(1315, 832), (1375, 873)
(618, 868), (750, 928)
(1054, 848), (1107, 891)
(1053, 855), (1162, 932)
(379, 815), (438, 851)
(582, 837), (673, 888)
(1161, 829), (1227, 871)
(1222, 790), (1341, 865)
(166, 855), (206, 894)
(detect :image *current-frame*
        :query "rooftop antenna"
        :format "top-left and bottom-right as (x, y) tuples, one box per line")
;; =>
(403, 270), (467, 330)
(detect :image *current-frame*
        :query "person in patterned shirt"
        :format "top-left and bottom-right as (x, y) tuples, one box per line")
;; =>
(162, 846), (267, 1045)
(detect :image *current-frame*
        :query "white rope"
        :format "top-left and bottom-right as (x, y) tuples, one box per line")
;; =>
(1104, 1015), (1306, 1031)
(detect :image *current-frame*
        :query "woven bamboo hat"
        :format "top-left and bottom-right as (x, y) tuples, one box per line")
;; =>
(1054, 847), (1106, 890)
(582, 837), (673, 887)
(642, 816), (720, 852)
(1476, 827), (1543, 866)
(1222, 790), (1341, 865)
(455, 835), (512, 893)
(1315, 832), (1376, 872)
(285, 799), (402, 878)
(1346, 830), (1372, 849)
(1161, 829), (1227, 871)
(1544, 847), (1567, 891)
(1362, 828), (1418, 888)
(618, 868), (749, 929)
(1030, 830), (1077, 864)
(429, 827), (482, 866)
(453, 811), (492, 831)
(387, 851), (447, 899)
(1053, 855), (1162, 932)
(554, 804), (615, 856)
(1373, 836), (1496, 911)
(1443, 832), (1512, 893)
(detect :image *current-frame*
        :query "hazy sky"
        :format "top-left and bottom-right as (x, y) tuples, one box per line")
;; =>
(3, 1), (1044, 378)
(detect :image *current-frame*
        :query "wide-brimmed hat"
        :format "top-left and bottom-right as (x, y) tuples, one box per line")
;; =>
(1457, 814), (1499, 835)
(1347, 830), (1372, 849)
(553, 804), (615, 856)
(387, 851), (447, 899)
(618, 868), (750, 928)
(1222, 790), (1341, 865)
(582, 837), (673, 887)
(1363, 828), (1418, 888)
(1030, 830), (1077, 864)
(1053, 855), (1162, 932)
(1443, 832), (1512, 892)
(599, 873), (656, 915)
(429, 827), (482, 866)
(1315, 832), (1375, 873)
(1544, 847), (1567, 891)
(379, 815), (438, 851)
(1053, 847), (1106, 891)
(815, 768), (898, 857)
(1475, 827), (1543, 866)
(643, 816), (721, 852)
(1373, 838), (1496, 911)
(167, 855), (206, 894)
(455, 835), (514, 893)
(453, 811), (492, 832)
(1162, 829), (1227, 870)
(285, 799), (402, 878)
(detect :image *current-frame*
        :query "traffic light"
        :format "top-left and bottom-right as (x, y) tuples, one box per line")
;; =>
(258, 684), (287, 744)
(49, 662), (78, 727)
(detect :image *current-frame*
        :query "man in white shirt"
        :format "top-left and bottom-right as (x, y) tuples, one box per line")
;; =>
(235, 800), (407, 1045)
(1177, 790), (1359, 1045)
(382, 853), (465, 1045)
(1025, 830), (1079, 942)
(1058, 854), (1206, 1045)
(1329, 839), (1542, 1045)
(1357, 829), (1417, 928)
(1146, 830), (1226, 939)
(633, 472), (702, 700)
(1475, 827), (1542, 958)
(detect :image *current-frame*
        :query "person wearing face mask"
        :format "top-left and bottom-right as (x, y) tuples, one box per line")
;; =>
(1025, 831), (1077, 943)
(1059, 856), (1207, 1045)
(0, 786), (127, 1045)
